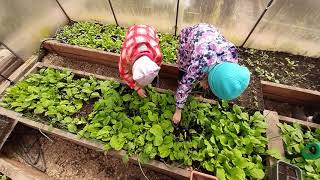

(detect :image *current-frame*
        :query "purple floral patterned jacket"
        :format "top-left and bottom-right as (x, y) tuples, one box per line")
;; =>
(175, 23), (238, 109)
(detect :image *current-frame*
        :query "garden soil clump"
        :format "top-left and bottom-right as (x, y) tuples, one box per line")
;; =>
(238, 47), (320, 91)
(2, 126), (173, 180)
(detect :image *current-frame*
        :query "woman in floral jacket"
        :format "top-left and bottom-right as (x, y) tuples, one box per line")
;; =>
(173, 24), (250, 124)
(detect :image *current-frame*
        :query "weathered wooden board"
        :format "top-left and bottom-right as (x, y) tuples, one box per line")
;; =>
(0, 115), (17, 150)
(0, 55), (38, 94)
(279, 115), (320, 129)
(262, 81), (320, 107)
(264, 110), (285, 167)
(42, 40), (179, 79)
(0, 154), (53, 180)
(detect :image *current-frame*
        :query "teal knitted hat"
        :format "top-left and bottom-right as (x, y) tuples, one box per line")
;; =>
(208, 62), (250, 100)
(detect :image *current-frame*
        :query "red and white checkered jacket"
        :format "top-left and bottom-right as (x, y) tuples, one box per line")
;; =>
(119, 25), (162, 89)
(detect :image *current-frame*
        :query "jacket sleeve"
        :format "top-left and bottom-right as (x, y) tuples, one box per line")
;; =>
(119, 49), (137, 89)
(174, 58), (203, 109)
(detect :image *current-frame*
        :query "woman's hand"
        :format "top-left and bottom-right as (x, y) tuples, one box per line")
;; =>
(200, 79), (209, 90)
(137, 88), (147, 98)
(172, 108), (182, 125)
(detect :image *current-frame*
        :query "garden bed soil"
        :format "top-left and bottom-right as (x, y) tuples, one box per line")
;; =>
(2, 125), (173, 180)
(265, 98), (320, 124)
(238, 48), (320, 91)
(42, 53), (264, 110)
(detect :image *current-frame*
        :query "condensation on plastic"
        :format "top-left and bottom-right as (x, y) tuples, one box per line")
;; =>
(177, 0), (268, 45)
(0, 0), (68, 61)
(111, 0), (177, 33)
(58, 0), (115, 24)
(244, 0), (320, 58)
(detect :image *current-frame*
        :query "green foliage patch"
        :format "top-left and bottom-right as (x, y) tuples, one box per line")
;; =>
(1, 68), (269, 180)
(56, 21), (178, 64)
(278, 123), (320, 180)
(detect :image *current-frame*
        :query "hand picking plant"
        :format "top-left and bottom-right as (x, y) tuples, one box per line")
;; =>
(1, 68), (269, 180)
(278, 123), (320, 180)
(56, 21), (178, 64)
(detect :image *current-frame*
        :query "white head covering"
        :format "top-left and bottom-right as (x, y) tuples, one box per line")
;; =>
(132, 56), (160, 86)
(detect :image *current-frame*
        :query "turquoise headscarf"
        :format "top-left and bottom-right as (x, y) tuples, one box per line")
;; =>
(208, 62), (250, 100)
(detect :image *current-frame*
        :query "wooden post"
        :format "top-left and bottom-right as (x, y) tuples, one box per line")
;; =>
(264, 110), (285, 166)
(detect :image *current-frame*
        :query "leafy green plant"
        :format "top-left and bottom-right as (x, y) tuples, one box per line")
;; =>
(0, 175), (7, 180)
(278, 123), (320, 180)
(1, 68), (269, 180)
(56, 21), (178, 64)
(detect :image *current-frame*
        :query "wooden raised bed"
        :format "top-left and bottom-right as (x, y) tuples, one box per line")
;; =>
(42, 40), (320, 109)
(0, 61), (277, 179)
(42, 40), (179, 79)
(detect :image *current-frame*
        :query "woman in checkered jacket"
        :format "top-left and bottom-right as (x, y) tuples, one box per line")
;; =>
(119, 25), (162, 97)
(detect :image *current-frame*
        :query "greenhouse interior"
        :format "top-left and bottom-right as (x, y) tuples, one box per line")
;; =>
(0, 0), (320, 180)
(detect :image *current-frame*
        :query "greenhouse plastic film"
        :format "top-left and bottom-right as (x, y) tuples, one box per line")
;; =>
(177, 0), (268, 45)
(58, 0), (116, 24)
(244, 0), (320, 58)
(0, 0), (68, 60)
(111, 0), (177, 33)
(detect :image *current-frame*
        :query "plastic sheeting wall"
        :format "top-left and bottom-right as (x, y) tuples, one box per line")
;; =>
(245, 0), (320, 57)
(58, 0), (115, 24)
(0, 0), (68, 60)
(111, 0), (177, 33)
(1, 0), (320, 58)
(177, 0), (268, 45)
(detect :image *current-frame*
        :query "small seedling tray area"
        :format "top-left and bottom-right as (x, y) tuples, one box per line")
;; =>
(0, 62), (276, 180)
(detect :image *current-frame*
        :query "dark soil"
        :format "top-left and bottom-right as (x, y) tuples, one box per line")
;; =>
(2, 125), (173, 180)
(264, 98), (320, 123)
(238, 47), (320, 91)
(73, 100), (95, 118)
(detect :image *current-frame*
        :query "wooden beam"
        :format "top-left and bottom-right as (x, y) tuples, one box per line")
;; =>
(42, 40), (179, 79)
(279, 115), (320, 129)
(42, 40), (320, 108)
(0, 116), (17, 150)
(262, 80), (320, 106)
(264, 110), (285, 166)
(0, 154), (53, 180)
(0, 55), (38, 94)
(0, 107), (191, 180)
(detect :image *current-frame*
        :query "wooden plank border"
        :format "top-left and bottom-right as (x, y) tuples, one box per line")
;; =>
(0, 154), (53, 180)
(43, 40), (320, 107)
(264, 110), (285, 167)
(42, 40), (179, 79)
(0, 55), (38, 94)
(261, 80), (320, 106)
(279, 115), (320, 129)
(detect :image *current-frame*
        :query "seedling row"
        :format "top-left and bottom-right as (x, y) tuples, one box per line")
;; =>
(0, 63), (271, 180)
